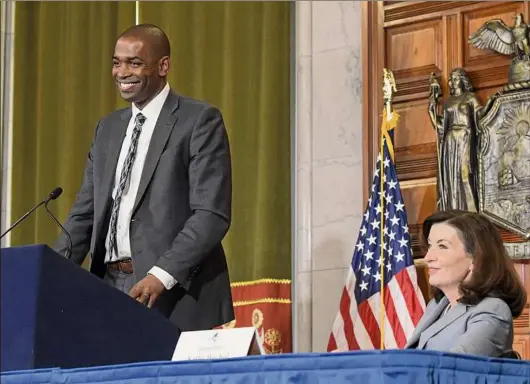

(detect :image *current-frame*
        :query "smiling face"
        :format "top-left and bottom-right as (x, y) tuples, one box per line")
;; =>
(112, 36), (169, 109)
(424, 222), (473, 294)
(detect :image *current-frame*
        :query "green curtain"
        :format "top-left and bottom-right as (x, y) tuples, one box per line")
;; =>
(11, 2), (135, 246)
(139, 1), (291, 282)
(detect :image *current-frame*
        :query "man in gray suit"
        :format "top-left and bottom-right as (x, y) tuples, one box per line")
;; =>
(55, 24), (234, 332)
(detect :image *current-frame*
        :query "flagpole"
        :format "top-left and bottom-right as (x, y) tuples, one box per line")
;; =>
(379, 111), (386, 351)
(379, 68), (398, 350)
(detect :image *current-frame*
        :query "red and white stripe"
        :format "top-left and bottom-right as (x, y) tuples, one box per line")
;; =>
(327, 265), (426, 352)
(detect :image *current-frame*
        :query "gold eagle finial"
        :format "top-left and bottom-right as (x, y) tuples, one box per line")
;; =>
(383, 68), (397, 121)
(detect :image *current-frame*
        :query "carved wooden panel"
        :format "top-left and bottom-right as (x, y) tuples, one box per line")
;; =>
(414, 261), (431, 304)
(514, 261), (530, 308)
(363, 1), (530, 360)
(393, 102), (435, 149)
(513, 261), (529, 355)
(463, 3), (524, 69)
(401, 183), (437, 256)
(513, 333), (530, 359)
(386, 20), (443, 75)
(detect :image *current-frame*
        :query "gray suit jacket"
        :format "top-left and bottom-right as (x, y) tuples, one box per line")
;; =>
(405, 296), (513, 357)
(55, 90), (235, 331)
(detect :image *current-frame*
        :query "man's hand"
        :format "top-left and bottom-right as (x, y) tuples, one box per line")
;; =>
(129, 274), (165, 308)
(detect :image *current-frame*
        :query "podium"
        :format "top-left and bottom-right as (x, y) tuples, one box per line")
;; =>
(0, 245), (180, 372)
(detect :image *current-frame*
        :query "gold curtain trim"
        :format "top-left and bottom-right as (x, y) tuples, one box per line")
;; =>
(230, 278), (291, 287)
(233, 298), (292, 307)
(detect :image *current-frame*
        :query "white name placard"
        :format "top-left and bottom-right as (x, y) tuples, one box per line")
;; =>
(171, 327), (264, 361)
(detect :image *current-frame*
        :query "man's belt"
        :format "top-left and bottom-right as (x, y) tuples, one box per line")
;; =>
(106, 258), (133, 274)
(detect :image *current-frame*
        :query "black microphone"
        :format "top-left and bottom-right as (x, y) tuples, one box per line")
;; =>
(1, 187), (73, 259)
(43, 187), (73, 259)
(0, 190), (52, 240)
(46, 187), (63, 202)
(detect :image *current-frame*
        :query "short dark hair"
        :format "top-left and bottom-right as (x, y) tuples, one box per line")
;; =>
(118, 23), (171, 59)
(421, 210), (526, 317)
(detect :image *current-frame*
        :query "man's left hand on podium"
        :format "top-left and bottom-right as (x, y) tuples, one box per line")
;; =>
(129, 275), (165, 308)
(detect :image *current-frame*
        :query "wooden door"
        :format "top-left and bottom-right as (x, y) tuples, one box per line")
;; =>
(362, 1), (530, 359)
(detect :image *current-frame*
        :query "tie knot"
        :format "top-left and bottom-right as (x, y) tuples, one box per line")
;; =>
(135, 113), (146, 126)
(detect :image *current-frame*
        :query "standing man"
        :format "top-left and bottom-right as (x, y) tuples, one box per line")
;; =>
(54, 24), (234, 331)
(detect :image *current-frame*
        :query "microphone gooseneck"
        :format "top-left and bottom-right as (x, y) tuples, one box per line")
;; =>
(0, 201), (45, 239)
(44, 198), (73, 259)
(0, 187), (73, 260)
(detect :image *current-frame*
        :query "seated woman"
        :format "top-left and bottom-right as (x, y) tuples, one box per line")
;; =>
(405, 210), (527, 357)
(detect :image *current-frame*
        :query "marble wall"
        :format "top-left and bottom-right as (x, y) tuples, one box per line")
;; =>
(1, 1), (14, 247)
(293, 1), (364, 352)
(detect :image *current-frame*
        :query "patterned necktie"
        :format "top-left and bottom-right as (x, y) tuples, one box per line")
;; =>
(108, 113), (146, 261)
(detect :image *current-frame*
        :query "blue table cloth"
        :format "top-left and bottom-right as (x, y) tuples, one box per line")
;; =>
(2, 350), (529, 383)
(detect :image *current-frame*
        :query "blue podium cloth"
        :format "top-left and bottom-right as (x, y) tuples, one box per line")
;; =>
(1, 245), (179, 371)
(2, 350), (529, 383)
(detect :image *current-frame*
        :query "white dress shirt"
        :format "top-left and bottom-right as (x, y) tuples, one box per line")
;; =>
(104, 83), (177, 290)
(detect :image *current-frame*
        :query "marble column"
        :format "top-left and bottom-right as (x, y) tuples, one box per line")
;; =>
(293, 1), (364, 352)
(1, 1), (14, 246)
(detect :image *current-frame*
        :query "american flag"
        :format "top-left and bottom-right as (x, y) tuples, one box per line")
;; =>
(327, 128), (426, 351)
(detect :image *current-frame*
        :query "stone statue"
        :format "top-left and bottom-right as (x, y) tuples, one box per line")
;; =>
(428, 69), (496, 212)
